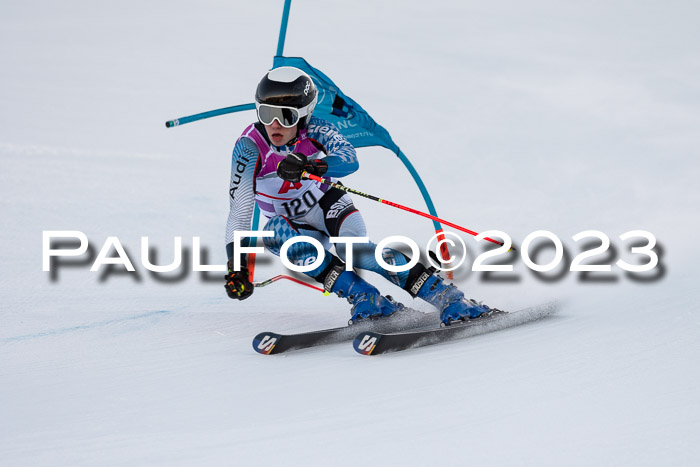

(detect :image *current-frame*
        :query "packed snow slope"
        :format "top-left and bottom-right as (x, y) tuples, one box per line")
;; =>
(2, 1), (699, 465)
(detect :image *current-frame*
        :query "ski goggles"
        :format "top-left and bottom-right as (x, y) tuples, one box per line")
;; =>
(255, 103), (310, 128)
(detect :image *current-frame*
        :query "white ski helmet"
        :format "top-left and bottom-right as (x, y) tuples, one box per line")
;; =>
(255, 67), (318, 128)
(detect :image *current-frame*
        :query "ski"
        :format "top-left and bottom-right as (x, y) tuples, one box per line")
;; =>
(252, 308), (439, 355)
(353, 301), (560, 355)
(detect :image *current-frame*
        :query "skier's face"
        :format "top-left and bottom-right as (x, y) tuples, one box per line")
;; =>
(264, 120), (297, 147)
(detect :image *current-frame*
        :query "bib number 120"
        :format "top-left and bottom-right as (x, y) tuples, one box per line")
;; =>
(281, 191), (318, 218)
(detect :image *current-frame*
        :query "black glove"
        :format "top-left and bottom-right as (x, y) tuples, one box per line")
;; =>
(225, 263), (254, 300)
(277, 152), (328, 183)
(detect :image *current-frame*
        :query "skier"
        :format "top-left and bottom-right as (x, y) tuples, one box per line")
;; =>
(224, 66), (490, 325)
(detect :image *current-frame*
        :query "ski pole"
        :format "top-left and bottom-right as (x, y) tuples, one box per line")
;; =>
(254, 274), (330, 295)
(302, 172), (511, 249)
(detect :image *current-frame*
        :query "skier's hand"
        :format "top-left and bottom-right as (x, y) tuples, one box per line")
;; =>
(277, 152), (328, 183)
(225, 263), (254, 300)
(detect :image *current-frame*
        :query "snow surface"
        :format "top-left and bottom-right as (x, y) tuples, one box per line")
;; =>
(2, 1), (700, 465)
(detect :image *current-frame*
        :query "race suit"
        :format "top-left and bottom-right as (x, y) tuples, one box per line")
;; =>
(225, 116), (410, 285)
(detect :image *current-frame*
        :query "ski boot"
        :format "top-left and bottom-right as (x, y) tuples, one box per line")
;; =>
(405, 265), (491, 326)
(322, 264), (404, 324)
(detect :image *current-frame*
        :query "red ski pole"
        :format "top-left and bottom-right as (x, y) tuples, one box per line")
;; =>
(254, 274), (330, 295)
(302, 172), (510, 249)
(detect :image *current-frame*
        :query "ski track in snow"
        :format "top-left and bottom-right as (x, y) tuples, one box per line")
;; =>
(1, 310), (171, 344)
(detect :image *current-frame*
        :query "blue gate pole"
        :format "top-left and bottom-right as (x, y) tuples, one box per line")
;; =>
(165, 103), (255, 128)
(396, 149), (455, 277)
(251, 0), (293, 280)
(276, 0), (293, 58)
(396, 149), (442, 232)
